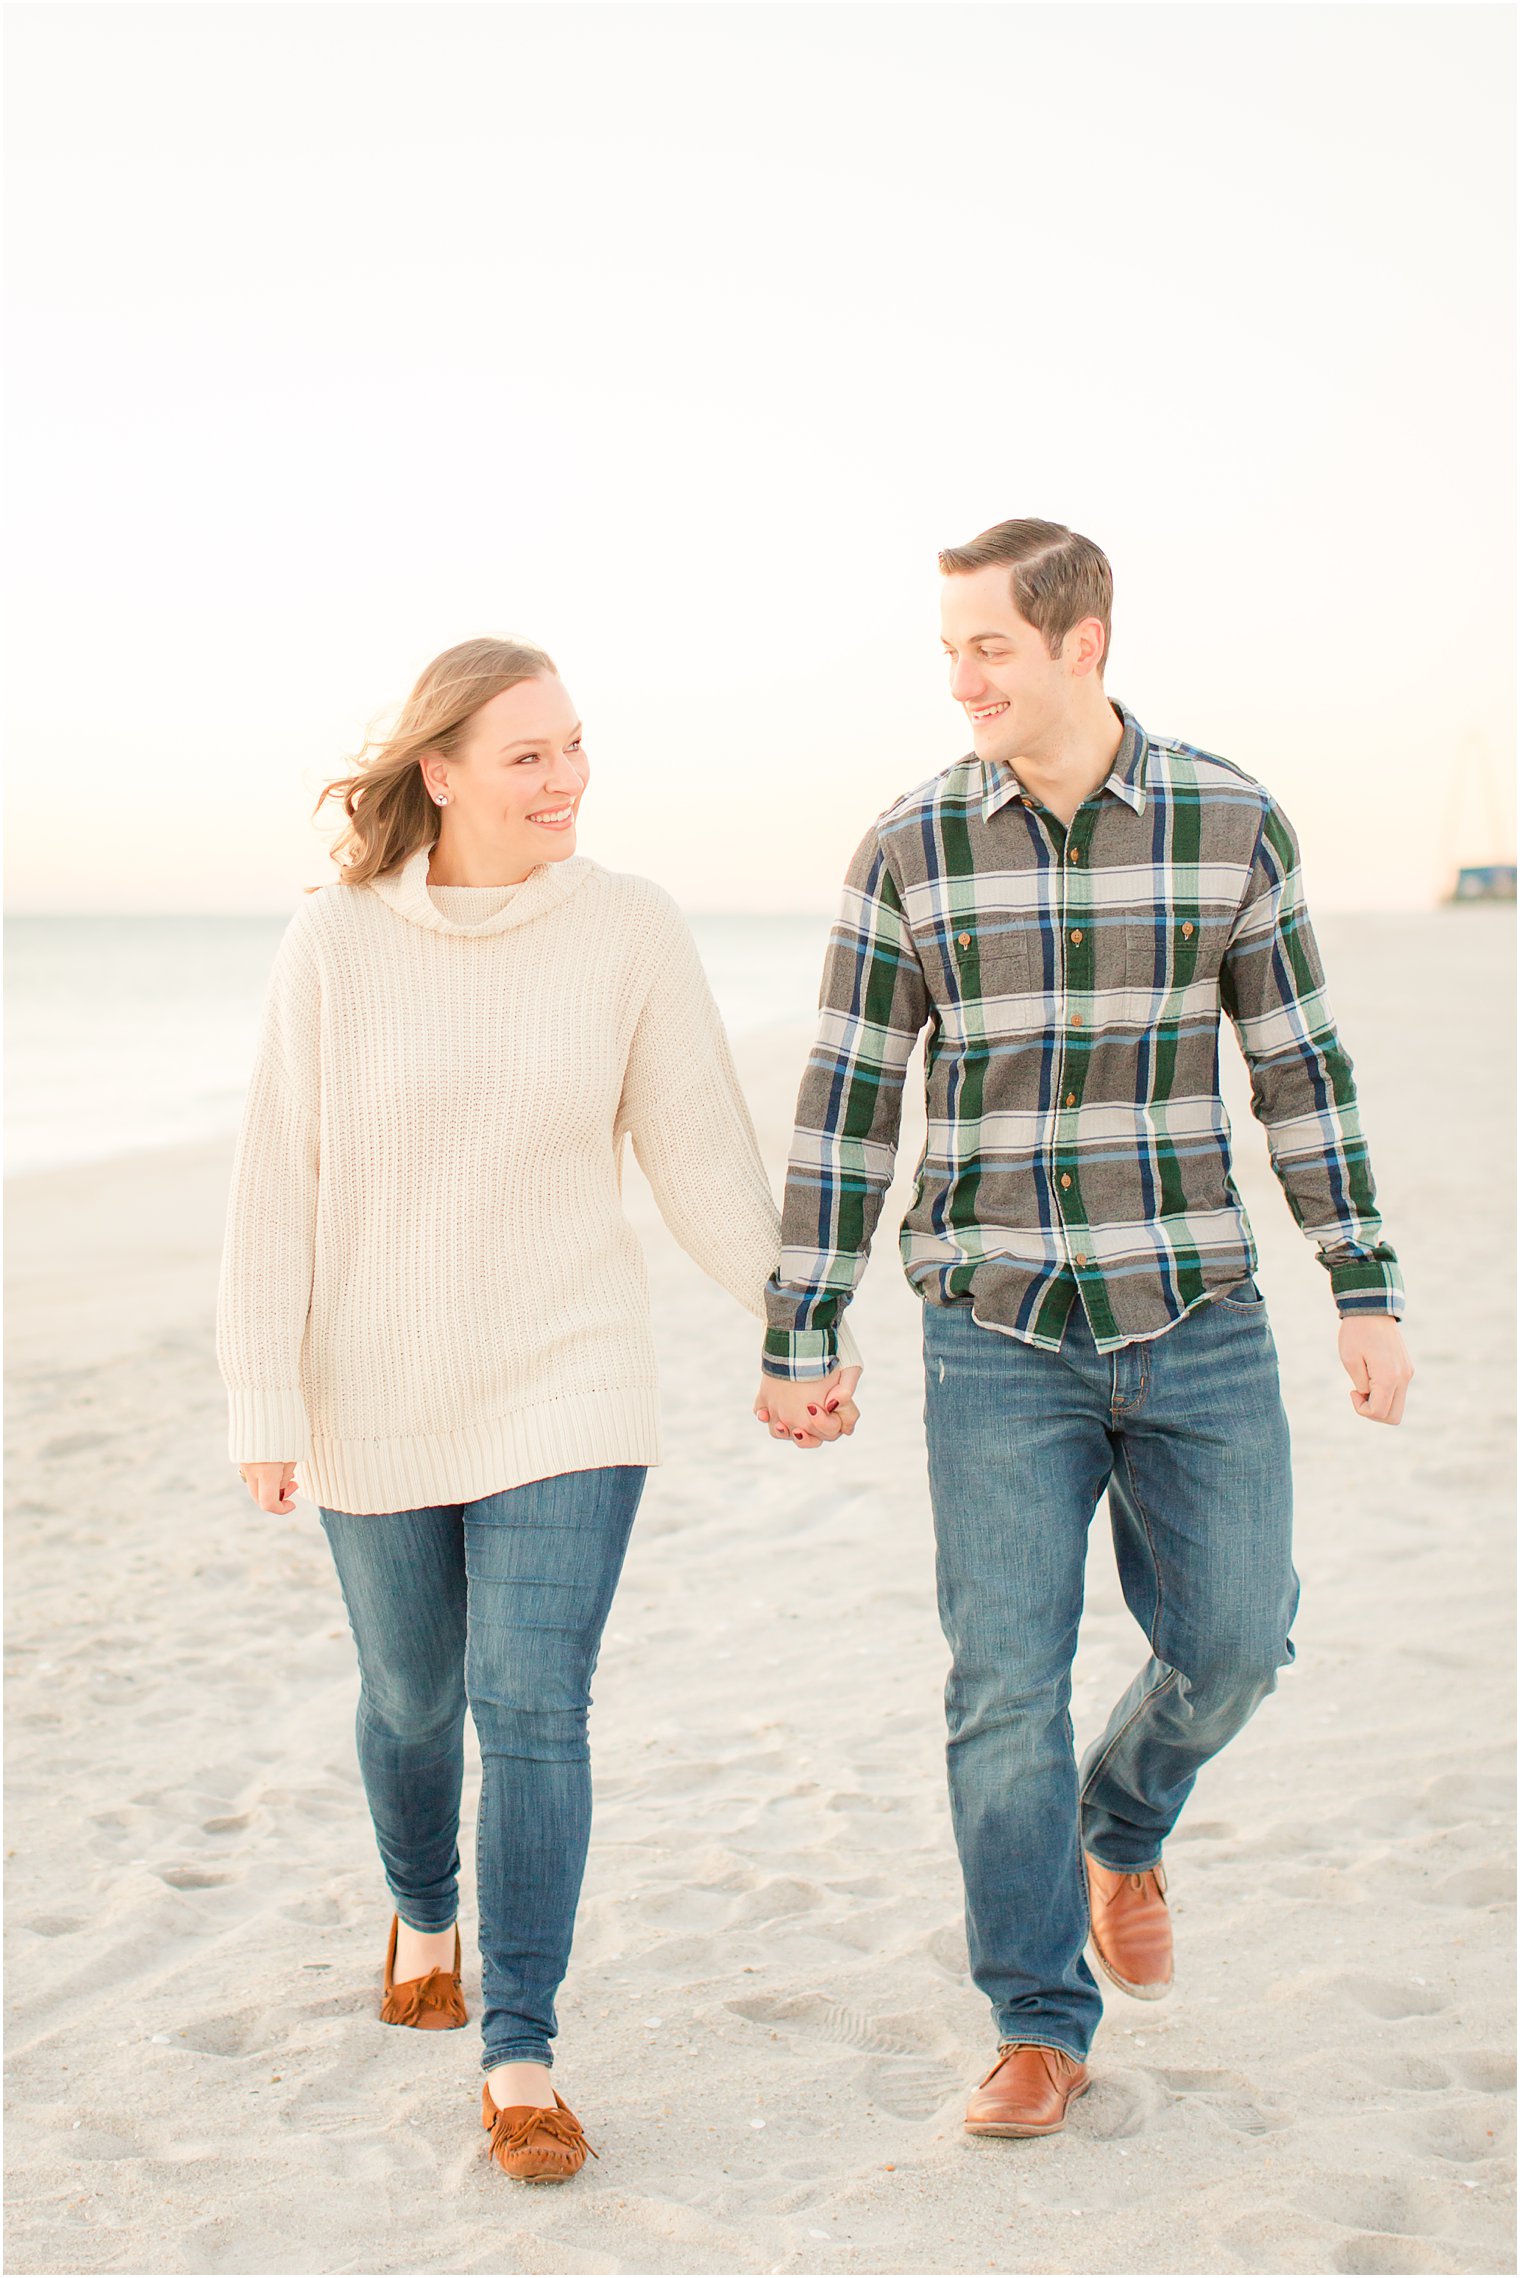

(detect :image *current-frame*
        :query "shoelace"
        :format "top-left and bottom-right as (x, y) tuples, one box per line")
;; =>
(489, 2103), (599, 2161)
(984, 2042), (1074, 2084)
(1095, 1867), (1164, 1898)
(381, 1966), (463, 2026)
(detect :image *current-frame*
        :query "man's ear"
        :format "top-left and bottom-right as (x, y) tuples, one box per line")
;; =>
(1064, 617), (1107, 680)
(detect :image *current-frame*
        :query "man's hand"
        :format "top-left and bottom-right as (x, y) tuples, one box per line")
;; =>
(1338, 1318), (1413, 1426)
(754, 1365), (862, 1450)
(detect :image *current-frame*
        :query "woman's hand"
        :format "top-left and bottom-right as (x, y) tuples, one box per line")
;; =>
(237, 1461), (299, 1513)
(754, 1364), (862, 1450)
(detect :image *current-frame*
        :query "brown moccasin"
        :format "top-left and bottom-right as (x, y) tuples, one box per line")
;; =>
(481, 2081), (597, 2181)
(964, 2042), (1090, 2137)
(378, 1915), (467, 2029)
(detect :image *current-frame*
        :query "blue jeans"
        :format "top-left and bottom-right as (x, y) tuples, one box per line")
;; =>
(319, 1466), (646, 2071)
(923, 1283), (1297, 2060)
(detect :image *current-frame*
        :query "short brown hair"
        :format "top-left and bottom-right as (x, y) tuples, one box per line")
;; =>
(938, 518), (1113, 674)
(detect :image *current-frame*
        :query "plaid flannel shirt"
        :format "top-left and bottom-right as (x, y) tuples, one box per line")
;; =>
(763, 703), (1403, 1378)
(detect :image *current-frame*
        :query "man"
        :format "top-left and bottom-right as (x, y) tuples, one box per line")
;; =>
(754, 518), (1412, 2138)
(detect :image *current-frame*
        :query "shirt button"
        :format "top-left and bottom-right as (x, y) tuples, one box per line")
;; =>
(1060, 1173), (1072, 1190)
(1070, 928), (1083, 944)
(1071, 1012), (1084, 1027)
(1065, 1091), (1076, 1107)
(1068, 847), (1081, 863)
(957, 931), (971, 948)
(1075, 1253), (1089, 1268)
(1182, 921), (1195, 938)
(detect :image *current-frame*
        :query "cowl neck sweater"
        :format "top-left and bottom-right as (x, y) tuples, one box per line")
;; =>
(216, 850), (829, 1514)
(368, 840), (594, 937)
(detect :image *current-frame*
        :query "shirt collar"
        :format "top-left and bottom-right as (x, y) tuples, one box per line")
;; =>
(979, 700), (1149, 822)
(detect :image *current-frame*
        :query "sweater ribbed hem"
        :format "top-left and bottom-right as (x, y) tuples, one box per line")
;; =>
(298, 1385), (664, 1516)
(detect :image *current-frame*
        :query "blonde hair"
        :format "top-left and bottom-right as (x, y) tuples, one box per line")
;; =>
(316, 637), (558, 886)
(938, 518), (1113, 675)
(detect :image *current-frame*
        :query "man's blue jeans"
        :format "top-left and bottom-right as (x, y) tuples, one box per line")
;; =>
(319, 1466), (646, 2072)
(923, 1283), (1297, 2060)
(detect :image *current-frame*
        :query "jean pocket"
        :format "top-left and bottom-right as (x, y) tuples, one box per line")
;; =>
(1217, 1276), (1265, 1311)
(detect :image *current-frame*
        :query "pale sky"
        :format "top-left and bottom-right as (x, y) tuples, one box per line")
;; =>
(5, 2), (1514, 914)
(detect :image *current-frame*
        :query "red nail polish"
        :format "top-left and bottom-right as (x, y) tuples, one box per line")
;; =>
(807, 1405), (818, 1415)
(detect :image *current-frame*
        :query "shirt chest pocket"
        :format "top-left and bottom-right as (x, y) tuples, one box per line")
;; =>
(1123, 911), (1217, 993)
(942, 920), (1032, 1006)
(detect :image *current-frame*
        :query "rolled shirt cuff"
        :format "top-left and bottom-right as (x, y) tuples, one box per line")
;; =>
(1329, 1250), (1405, 1318)
(761, 1326), (840, 1381)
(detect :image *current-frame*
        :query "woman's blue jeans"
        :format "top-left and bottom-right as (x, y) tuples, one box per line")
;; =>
(924, 1282), (1297, 2061)
(319, 1465), (646, 2072)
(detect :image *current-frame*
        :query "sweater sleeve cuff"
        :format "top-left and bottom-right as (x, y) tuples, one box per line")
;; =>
(227, 1387), (311, 1463)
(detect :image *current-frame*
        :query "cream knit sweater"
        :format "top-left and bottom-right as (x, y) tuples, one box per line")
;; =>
(217, 843), (847, 1515)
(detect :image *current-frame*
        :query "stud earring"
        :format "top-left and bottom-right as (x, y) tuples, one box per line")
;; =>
(435, 794), (449, 806)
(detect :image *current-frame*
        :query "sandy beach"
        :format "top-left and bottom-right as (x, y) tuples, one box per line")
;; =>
(4, 909), (1514, 2278)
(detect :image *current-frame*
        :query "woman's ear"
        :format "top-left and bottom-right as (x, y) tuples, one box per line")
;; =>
(418, 750), (450, 804)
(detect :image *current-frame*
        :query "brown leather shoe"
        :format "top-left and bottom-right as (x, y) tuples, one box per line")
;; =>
(378, 1915), (468, 2029)
(481, 2081), (597, 2181)
(964, 2043), (1090, 2137)
(1085, 1854), (1172, 2000)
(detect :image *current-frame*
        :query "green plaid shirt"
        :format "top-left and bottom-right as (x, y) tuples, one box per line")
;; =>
(763, 703), (1403, 1378)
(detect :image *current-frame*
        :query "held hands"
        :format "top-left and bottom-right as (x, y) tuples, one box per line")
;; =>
(238, 1461), (299, 1513)
(754, 1364), (862, 1451)
(1338, 1317), (1414, 1426)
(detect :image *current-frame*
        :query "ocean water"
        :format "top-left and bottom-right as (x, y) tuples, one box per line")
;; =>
(4, 911), (833, 1177)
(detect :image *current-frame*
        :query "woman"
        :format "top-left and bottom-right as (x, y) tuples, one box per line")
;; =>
(217, 638), (859, 2181)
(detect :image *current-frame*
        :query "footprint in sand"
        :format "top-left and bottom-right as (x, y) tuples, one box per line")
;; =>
(1334, 1973), (1448, 2021)
(177, 2012), (262, 2058)
(727, 1991), (919, 2055)
(924, 1924), (967, 1978)
(1078, 2067), (1166, 2139)
(725, 1992), (960, 2120)
(732, 1877), (824, 1928)
(1149, 2064), (1290, 2137)
(1295, 2171), (1450, 2241)
(66, 2125), (144, 2163)
(279, 1892), (344, 1926)
(1398, 2102), (1510, 2164)
(864, 2059), (961, 2120)
(1330, 2236), (1454, 2276)
(1361, 2052), (1452, 2092)
(1421, 1863), (1516, 1910)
